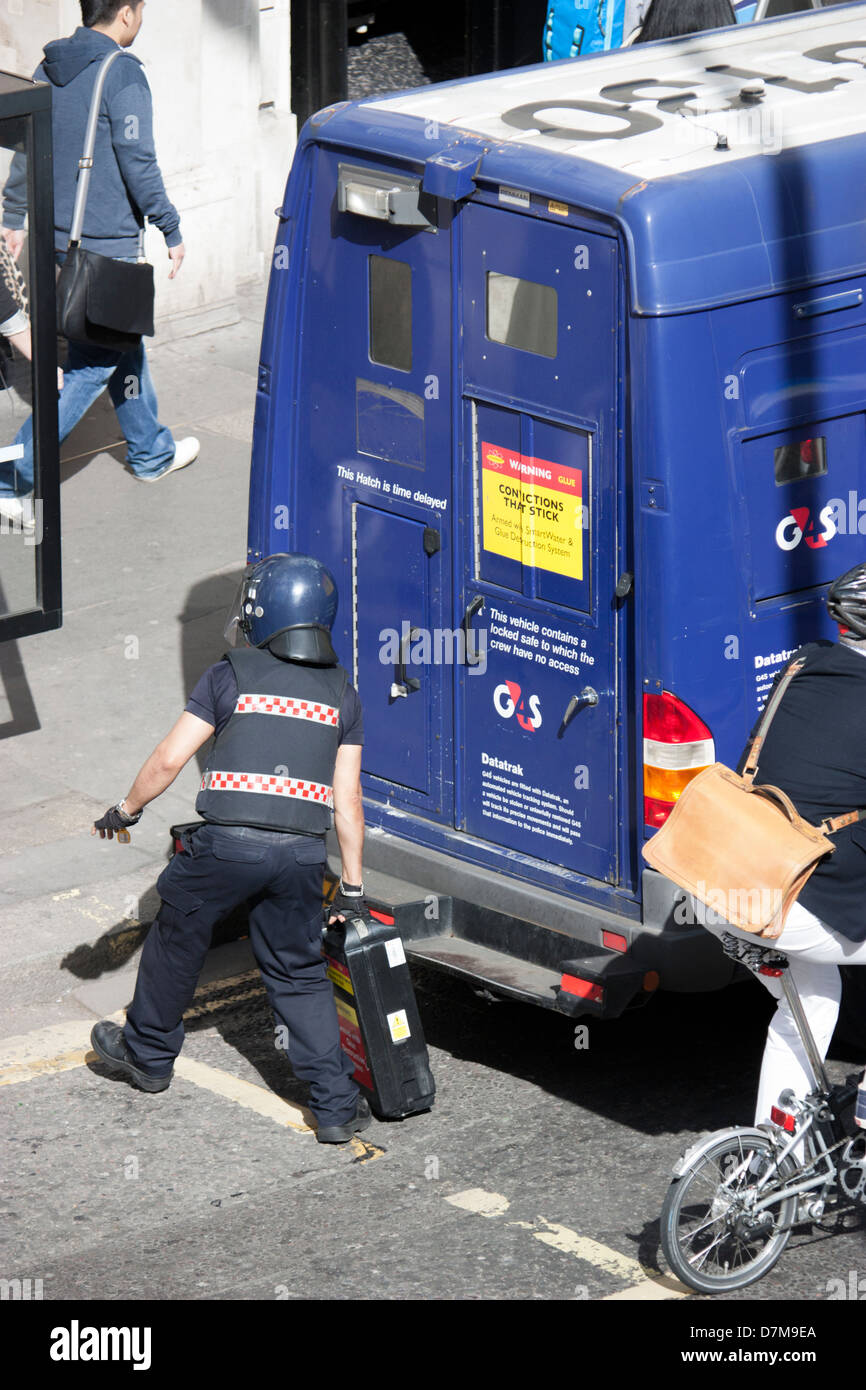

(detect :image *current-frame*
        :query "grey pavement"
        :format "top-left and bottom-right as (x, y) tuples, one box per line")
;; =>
(0, 282), (266, 1039)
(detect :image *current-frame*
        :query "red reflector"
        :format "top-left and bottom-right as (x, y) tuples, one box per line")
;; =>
(602, 930), (627, 953)
(759, 965), (784, 978)
(561, 974), (603, 1002)
(770, 1105), (797, 1133)
(644, 794), (674, 828)
(369, 909), (395, 925)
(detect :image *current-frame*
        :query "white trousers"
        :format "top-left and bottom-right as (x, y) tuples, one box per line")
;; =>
(703, 901), (866, 1124)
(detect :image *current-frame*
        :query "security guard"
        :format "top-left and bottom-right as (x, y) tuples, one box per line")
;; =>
(89, 553), (372, 1143)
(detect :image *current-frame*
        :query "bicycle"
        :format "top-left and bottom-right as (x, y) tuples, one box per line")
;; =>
(660, 934), (866, 1293)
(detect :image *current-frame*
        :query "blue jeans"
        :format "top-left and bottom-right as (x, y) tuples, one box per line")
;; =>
(0, 256), (175, 498)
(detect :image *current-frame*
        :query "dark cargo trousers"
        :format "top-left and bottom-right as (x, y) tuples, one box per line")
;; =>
(123, 822), (358, 1126)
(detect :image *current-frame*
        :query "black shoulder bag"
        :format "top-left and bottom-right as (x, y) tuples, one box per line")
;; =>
(56, 49), (155, 352)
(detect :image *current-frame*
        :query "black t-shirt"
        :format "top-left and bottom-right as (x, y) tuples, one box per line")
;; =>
(186, 658), (364, 745)
(741, 640), (866, 941)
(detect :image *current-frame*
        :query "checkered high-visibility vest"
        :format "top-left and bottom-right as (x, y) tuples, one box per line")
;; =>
(195, 647), (348, 834)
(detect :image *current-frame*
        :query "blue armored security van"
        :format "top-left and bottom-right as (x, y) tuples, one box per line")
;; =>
(247, 5), (866, 1021)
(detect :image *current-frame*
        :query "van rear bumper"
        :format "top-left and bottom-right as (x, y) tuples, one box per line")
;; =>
(328, 828), (736, 1018)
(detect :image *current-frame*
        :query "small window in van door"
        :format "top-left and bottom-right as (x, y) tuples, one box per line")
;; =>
(774, 436), (827, 486)
(369, 256), (412, 372)
(487, 272), (558, 358)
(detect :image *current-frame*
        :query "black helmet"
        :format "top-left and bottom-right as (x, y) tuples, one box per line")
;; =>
(224, 553), (340, 664)
(827, 562), (866, 639)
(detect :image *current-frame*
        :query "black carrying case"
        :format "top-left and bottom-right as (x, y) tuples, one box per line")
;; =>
(322, 912), (435, 1120)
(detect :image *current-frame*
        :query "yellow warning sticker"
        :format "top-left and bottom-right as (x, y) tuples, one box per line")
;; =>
(482, 442), (583, 580)
(548, 199), (569, 217)
(335, 996), (359, 1027)
(387, 1008), (410, 1042)
(325, 958), (354, 996)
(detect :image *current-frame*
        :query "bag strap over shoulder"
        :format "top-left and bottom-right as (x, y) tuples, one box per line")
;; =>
(741, 656), (806, 786)
(820, 807), (866, 834)
(741, 650), (866, 835)
(68, 49), (124, 247)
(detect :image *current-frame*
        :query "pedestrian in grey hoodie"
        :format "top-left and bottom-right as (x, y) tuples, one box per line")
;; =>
(0, 0), (198, 531)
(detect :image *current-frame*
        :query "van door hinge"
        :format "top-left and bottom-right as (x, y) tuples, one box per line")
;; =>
(615, 571), (633, 601)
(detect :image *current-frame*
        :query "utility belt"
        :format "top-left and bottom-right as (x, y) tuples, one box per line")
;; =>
(170, 820), (325, 853)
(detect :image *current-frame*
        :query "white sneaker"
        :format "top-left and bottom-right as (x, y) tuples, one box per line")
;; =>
(0, 494), (35, 534)
(138, 436), (200, 482)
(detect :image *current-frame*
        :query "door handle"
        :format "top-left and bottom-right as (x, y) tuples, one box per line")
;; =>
(462, 595), (485, 666)
(390, 624), (422, 700)
(561, 687), (599, 729)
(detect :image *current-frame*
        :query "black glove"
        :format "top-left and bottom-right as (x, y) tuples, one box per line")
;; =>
(327, 882), (368, 924)
(93, 803), (140, 840)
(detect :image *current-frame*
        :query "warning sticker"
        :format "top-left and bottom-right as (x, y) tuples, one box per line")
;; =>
(325, 956), (354, 996)
(481, 442), (583, 580)
(387, 1008), (411, 1042)
(385, 937), (406, 969)
(334, 995), (373, 1090)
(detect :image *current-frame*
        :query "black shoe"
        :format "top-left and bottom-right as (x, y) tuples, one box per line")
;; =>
(90, 1021), (173, 1093)
(315, 1095), (372, 1144)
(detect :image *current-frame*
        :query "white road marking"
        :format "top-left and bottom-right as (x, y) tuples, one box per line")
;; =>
(445, 1188), (511, 1217)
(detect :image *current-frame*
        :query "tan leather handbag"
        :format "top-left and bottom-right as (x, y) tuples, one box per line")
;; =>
(642, 658), (864, 938)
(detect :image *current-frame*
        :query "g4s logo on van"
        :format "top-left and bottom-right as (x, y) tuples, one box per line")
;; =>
(775, 504), (837, 552)
(493, 681), (542, 731)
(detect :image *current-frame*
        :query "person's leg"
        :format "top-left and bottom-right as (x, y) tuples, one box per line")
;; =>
(247, 840), (358, 1127)
(754, 956), (841, 1124)
(704, 902), (866, 1123)
(0, 339), (120, 497)
(107, 341), (175, 477)
(124, 827), (274, 1073)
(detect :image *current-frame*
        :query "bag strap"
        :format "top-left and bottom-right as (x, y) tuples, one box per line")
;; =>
(821, 807), (866, 834)
(68, 49), (124, 247)
(741, 656), (806, 786)
(743, 651), (866, 835)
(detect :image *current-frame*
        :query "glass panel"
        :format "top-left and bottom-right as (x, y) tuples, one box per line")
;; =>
(355, 377), (424, 468)
(487, 272), (558, 359)
(0, 116), (39, 622)
(369, 255), (412, 372)
(774, 435), (827, 485)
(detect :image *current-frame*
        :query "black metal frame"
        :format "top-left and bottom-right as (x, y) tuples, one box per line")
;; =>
(0, 72), (61, 642)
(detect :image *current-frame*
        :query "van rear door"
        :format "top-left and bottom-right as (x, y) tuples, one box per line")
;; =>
(457, 204), (621, 885)
(295, 149), (453, 823)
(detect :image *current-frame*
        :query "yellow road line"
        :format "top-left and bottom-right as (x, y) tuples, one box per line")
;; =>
(523, 1219), (687, 1298)
(348, 1135), (386, 1162)
(0, 1014), (123, 1086)
(0, 971), (263, 1087)
(526, 1221), (646, 1282)
(603, 1277), (689, 1300)
(172, 1056), (314, 1133)
(445, 1189), (689, 1300)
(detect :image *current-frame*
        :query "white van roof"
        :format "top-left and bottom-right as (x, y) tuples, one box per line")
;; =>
(368, 5), (866, 181)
